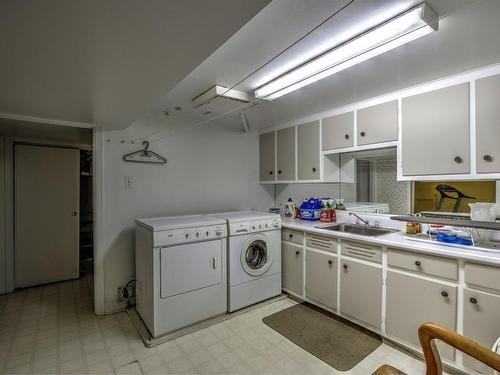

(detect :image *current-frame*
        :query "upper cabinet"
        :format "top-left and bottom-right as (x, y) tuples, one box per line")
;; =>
(357, 100), (398, 146)
(297, 121), (320, 180)
(322, 111), (354, 151)
(259, 132), (275, 181)
(276, 127), (296, 181)
(476, 74), (500, 174)
(401, 83), (470, 176)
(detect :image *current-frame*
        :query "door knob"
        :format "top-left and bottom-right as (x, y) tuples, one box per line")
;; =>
(483, 154), (493, 162)
(312, 167), (316, 172)
(342, 264), (348, 270)
(328, 260), (333, 265)
(415, 260), (421, 267)
(344, 134), (349, 140)
(269, 171), (273, 175)
(71, 211), (78, 216)
(469, 297), (478, 305)
(454, 156), (463, 164)
(360, 131), (366, 137)
(295, 251), (300, 255)
(278, 170), (282, 174)
(441, 291), (449, 298)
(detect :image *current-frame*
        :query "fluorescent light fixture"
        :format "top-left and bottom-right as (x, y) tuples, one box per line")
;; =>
(255, 3), (438, 100)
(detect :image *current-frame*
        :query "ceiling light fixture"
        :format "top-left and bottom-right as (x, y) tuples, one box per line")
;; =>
(255, 3), (438, 101)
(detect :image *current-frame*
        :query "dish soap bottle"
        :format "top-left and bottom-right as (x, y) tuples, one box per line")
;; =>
(284, 197), (296, 219)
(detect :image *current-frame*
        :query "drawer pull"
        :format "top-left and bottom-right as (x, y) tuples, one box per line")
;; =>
(328, 260), (333, 265)
(483, 154), (493, 162)
(454, 156), (463, 164)
(295, 251), (300, 256)
(441, 291), (448, 298)
(343, 264), (348, 270)
(415, 260), (421, 267)
(469, 297), (478, 305)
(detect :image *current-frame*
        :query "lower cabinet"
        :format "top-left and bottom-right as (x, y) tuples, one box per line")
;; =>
(305, 249), (337, 309)
(282, 241), (304, 296)
(463, 288), (500, 374)
(340, 259), (382, 328)
(386, 270), (457, 360)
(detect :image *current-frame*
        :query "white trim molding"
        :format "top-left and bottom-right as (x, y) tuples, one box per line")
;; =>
(0, 112), (95, 129)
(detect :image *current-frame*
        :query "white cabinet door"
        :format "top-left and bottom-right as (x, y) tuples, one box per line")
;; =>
(297, 121), (320, 180)
(282, 241), (304, 296)
(277, 127), (296, 180)
(322, 112), (354, 150)
(357, 100), (398, 145)
(340, 259), (382, 328)
(463, 288), (500, 374)
(306, 249), (337, 309)
(259, 132), (275, 181)
(386, 270), (456, 360)
(401, 83), (470, 176)
(476, 74), (500, 174)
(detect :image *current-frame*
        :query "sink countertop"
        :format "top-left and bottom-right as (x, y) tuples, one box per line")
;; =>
(281, 218), (500, 266)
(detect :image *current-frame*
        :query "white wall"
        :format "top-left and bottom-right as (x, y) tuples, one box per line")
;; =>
(100, 121), (274, 313)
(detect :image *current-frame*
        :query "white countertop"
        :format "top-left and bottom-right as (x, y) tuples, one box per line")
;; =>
(281, 218), (500, 266)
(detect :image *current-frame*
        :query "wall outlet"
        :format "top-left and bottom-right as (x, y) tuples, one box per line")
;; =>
(124, 176), (133, 188)
(117, 287), (126, 303)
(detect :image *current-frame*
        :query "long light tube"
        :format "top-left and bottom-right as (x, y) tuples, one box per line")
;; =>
(255, 3), (438, 100)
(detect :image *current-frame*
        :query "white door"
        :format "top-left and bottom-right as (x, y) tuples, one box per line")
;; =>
(15, 145), (80, 288)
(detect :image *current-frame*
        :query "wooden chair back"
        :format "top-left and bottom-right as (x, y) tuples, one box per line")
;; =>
(418, 323), (500, 375)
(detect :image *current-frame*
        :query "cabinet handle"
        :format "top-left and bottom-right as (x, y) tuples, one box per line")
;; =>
(269, 171), (273, 175)
(454, 156), (463, 164)
(312, 167), (316, 172)
(342, 264), (348, 270)
(441, 291), (448, 298)
(289, 234), (293, 239)
(469, 297), (478, 305)
(360, 131), (366, 137)
(295, 251), (300, 256)
(415, 260), (421, 267)
(328, 260), (333, 265)
(212, 257), (217, 270)
(483, 154), (493, 162)
(278, 170), (282, 174)
(344, 134), (349, 140)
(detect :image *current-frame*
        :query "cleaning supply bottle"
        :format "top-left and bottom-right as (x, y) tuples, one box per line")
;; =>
(284, 197), (296, 218)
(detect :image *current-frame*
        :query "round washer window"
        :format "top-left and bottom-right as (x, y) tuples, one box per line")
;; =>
(245, 240), (267, 270)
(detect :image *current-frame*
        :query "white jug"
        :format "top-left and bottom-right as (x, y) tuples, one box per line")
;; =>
(469, 203), (497, 243)
(469, 203), (497, 222)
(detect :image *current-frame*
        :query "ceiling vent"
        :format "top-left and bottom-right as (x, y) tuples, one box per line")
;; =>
(192, 85), (251, 115)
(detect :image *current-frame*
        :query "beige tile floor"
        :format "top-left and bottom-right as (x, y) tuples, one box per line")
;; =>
(0, 278), (431, 375)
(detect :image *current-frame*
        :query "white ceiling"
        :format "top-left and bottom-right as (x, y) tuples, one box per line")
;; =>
(0, 0), (271, 129)
(2, 0), (499, 136)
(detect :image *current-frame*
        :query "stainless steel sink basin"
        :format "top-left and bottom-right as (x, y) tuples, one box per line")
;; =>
(317, 223), (399, 237)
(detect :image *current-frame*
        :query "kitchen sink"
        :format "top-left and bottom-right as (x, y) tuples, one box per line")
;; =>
(317, 223), (399, 237)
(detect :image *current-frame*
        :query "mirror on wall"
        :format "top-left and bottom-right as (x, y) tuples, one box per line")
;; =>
(339, 147), (411, 215)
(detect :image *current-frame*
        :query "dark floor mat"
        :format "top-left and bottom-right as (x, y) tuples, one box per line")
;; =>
(263, 302), (382, 371)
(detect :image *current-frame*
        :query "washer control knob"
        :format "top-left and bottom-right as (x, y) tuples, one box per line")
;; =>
(183, 232), (189, 239)
(195, 232), (200, 237)
(273, 220), (279, 228)
(206, 231), (210, 236)
(259, 224), (262, 229)
(215, 227), (222, 237)
(252, 225), (256, 230)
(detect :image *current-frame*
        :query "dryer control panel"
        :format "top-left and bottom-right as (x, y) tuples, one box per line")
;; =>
(229, 218), (281, 236)
(153, 224), (227, 247)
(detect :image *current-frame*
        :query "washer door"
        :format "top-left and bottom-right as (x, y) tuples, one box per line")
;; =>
(240, 234), (273, 276)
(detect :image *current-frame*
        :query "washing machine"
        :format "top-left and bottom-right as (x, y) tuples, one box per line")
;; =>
(212, 211), (282, 312)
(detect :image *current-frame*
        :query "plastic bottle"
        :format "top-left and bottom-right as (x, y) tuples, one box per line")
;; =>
(284, 197), (296, 218)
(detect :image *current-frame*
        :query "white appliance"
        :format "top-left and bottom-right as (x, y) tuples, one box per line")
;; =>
(135, 215), (227, 337)
(212, 211), (282, 312)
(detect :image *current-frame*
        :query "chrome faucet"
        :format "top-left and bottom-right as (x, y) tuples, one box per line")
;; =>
(349, 212), (370, 226)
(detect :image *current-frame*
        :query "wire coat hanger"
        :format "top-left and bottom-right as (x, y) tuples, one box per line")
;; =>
(122, 141), (167, 164)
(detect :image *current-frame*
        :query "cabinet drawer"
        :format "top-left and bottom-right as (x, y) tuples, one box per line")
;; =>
(341, 241), (381, 263)
(465, 262), (500, 292)
(282, 229), (303, 245)
(387, 249), (458, 280)
(306, 233), (337, 253)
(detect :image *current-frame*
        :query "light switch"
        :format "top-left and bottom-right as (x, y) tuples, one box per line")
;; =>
(124, 176), (133, 188)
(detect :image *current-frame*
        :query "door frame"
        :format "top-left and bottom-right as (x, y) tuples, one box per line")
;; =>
(2, 116), (105, 315)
